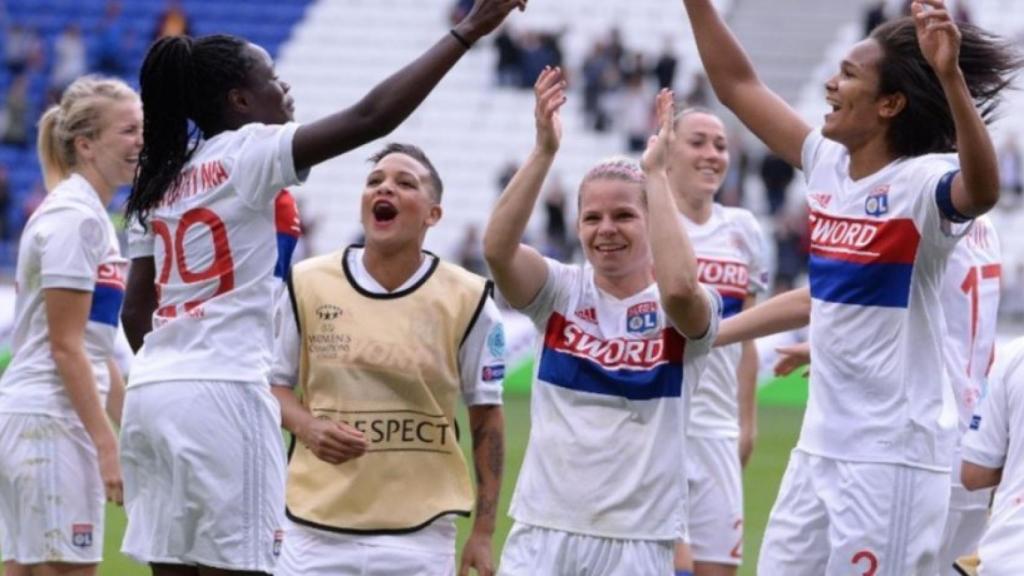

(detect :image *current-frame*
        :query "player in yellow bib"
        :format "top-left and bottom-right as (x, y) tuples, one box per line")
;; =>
(271, 143), (506, 576)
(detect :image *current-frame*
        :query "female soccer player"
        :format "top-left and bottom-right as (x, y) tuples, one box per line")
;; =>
(118, 2), (526, 574)
(668, 108), (766, 575)
(678, 0), (1021, 572)
(484, 67), (716, 575)
(0, 76), (141, 576)
(270, 142), (505, 576)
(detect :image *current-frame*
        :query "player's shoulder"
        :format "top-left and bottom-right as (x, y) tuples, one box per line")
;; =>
(717, 204), (761, 232)
(292, 250), (343, 279)
(992, 338), (1024, 384)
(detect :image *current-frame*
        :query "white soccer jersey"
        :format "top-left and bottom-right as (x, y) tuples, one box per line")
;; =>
(941, 216), (1001, 481)
(127, 122), (306, 387)
(508, 259), (719, 541)
(962, 338), (1024, 575)
(0, 174), (126, 417)
(800, 129), (965, 471)
(684, 204), (767, 437)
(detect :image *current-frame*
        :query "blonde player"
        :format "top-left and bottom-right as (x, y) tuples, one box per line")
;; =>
(772, 217), (1003, 575)
(271, 143), (505, 576)
(119, 3), (526, 574)
(0, 76), (141, 576)
(961, 337), (1024, 575)
(679, 0), (1021, 572)
(485, 69), (717, 575)
(668, 108), (767, 576)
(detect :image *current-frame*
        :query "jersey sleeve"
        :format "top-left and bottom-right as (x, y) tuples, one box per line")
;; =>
(458, 296), (505, 406)
(800, 129), (832, 185)
(515, 258), (580, 330)
(270, 283), (301, 389)
(736, 210), (770, 294)
(961, 343), (1018, 469)
(677, 285), (721, 359)
(913, 155), (973, 250)
(229, 122), (308, 210)
(38, 208), (106, 291)
(126, 216), (155, 259)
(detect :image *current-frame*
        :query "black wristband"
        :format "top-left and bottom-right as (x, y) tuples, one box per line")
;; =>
(450, 29), (472, 50)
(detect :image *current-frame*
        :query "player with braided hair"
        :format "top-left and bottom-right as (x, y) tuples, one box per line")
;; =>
(118, 2), (527, 574)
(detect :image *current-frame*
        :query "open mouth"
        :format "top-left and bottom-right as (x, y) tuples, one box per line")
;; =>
(594, 244), (626, 254)
(372, 200), (398, 222)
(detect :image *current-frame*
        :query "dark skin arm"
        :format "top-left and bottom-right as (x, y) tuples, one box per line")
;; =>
(292, 0), (527, 171)
(121, 257), (157, 353)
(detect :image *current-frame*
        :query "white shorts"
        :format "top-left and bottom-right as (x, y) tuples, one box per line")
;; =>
(276, 518), (456, 576)
(119, 381), (286, 573)
(498, 522), (673, 576)
(0, 414), (105, 564)
(938, 484), (991, 575)
(758, 450), (950, 576)
(685, 436), (743, 565)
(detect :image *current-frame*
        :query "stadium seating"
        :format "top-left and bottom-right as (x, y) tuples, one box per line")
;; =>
(279, 0), (732, 259)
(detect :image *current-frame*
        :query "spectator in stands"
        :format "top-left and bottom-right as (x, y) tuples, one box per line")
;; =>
(621, 70), (654, 153)
(518, 31), (560, 89)
(653, 38), (679, 90)
(97, 1), (130, 77)
(542, 176), (571, 261)
(494, 26), (523, 87)
(719, 127), (749, 207)
(582, 40), (615, 131)
(497, 160), (519, 194)
(759, 152), (795, 215)
(864, 1), (888, 37)
(0, 165), (9, 241)
(999, 135), (1023, 201)
(51, 24), (88, 101)
(458, 222), (488, 275)
(153, 0), (190, 40)
(3, 24), (41, 76)
(1, 73), (30, 147)
(771, 204), (808, 294)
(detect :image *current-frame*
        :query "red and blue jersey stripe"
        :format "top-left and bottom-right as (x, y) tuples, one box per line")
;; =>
(808, 211), (920, 308)
(536, 313), (686, 400)
(89, 263), (125, 327)
(697, 258), (749, 318)
(275, 190), (302, 282)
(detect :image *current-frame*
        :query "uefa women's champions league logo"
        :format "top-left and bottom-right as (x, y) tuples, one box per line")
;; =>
(865, 185), (890, 217)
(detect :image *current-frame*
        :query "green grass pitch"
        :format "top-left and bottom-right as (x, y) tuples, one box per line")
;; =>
(2, 396), (804, 576)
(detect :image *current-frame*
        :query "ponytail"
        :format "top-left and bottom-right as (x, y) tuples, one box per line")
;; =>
(127, 33), (252, 226)
(37, 107), (69, 192)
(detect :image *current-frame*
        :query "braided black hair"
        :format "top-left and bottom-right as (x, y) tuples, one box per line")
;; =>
(127, 34), (254, 226)
(872, 18), (1023, 158)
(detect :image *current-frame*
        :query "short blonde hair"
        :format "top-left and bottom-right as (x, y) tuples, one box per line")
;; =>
(577, 156), (647, 211)
(37, 75), (139, 191)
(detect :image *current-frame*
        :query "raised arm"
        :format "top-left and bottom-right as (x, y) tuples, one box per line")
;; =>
(483, 67), (565, 308)
(913, 0), (1002, 216)
(680, 0), (811, 167)
(643, 89), (710, 338)
(716, 286), (811, 347)
(292, 0), (527, 171)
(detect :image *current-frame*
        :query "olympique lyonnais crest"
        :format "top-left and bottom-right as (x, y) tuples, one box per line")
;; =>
(71, 523), (93, 548)
(627, 302), (658, 334)
(865, 185), (890, 217)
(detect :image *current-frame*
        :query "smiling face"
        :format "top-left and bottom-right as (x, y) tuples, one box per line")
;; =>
(360, 152), (441, 251)
(577, 178), (651, 282)
(669, 111), (730, 202)
(236, 43), (294, 125)
(78, 97), (143, 188)
(822, 39), (901, 151)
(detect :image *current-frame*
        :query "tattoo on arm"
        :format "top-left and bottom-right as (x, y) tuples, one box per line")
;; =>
(470, 407), (504, 525)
